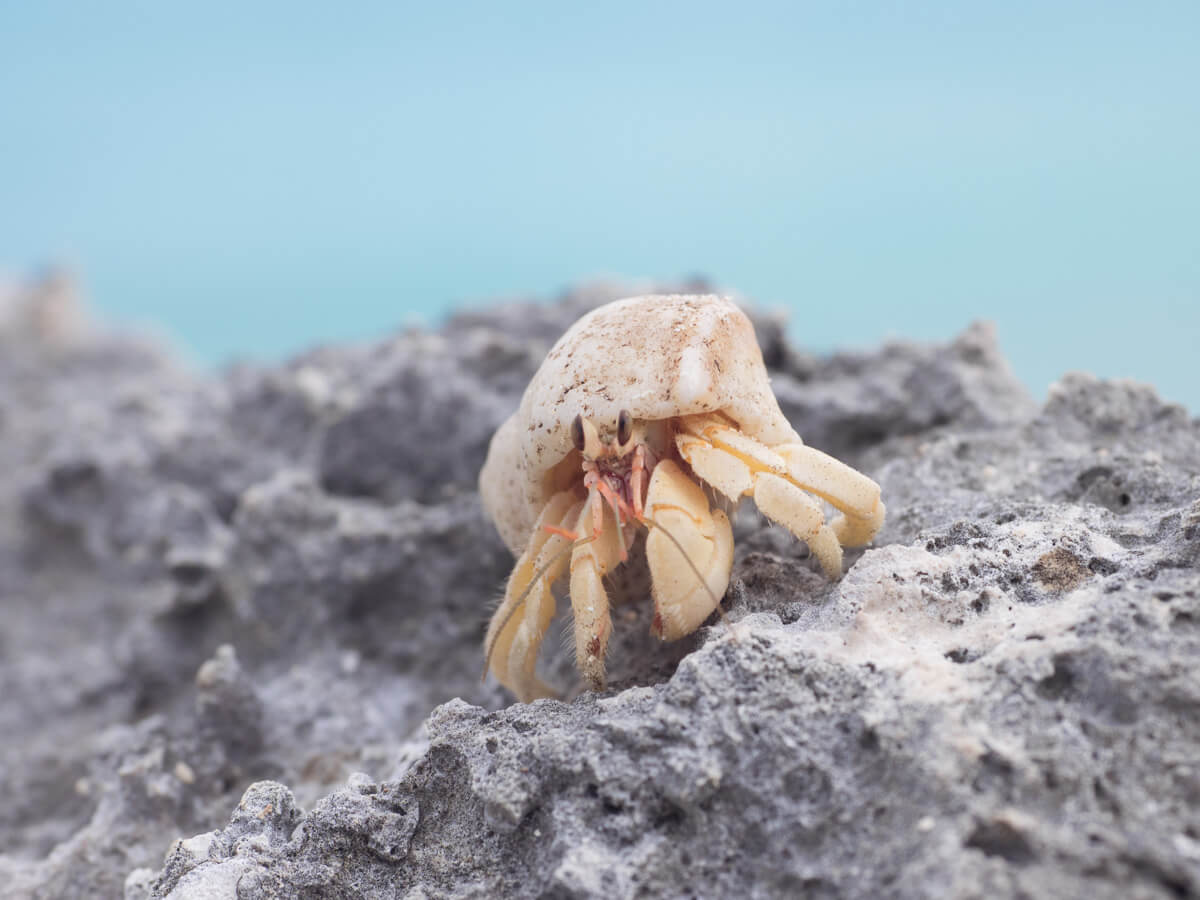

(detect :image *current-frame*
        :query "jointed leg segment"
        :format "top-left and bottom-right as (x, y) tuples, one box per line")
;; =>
(569, 491), (623, 690)
(484, 490), (581, 702)
(676, 414), (884, 578)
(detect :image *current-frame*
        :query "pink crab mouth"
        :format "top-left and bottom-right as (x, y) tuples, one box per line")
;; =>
(584, 443), (659, 525)
(596, 465), (636, 513)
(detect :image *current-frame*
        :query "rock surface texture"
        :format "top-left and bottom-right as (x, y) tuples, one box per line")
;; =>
(0, 276), (1197, 900)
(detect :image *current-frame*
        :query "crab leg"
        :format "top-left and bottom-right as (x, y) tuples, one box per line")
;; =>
(484, 490), (581, 702)
(774, 444), (885, 547)
(675, 413), (881, 579)
(569, 490), (624, 691)
(752, 474), (844, 578)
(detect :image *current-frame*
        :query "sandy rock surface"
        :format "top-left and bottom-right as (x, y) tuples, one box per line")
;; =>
(0, 277), (1196, 899)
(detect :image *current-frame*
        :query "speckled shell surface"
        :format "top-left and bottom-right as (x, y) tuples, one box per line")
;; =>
(480, 294), (800, 553)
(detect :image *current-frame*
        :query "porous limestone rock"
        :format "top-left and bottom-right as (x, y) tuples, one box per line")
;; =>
(0, 273), (1195, 899)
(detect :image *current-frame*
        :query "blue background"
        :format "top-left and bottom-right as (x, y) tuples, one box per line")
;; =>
(2, 2), (1197, 408)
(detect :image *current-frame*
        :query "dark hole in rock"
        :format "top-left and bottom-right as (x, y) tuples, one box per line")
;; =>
(48, 460), (102, 496)
(859, 728), (881, 751)
(653, 801), (686, 830)
(1038, 657), (1075, 699)
(980, 749), (1014, 780)
(1093, 776), (1121, 816)
(965, 819), (1037, 864)
(169, 561), (210, 586)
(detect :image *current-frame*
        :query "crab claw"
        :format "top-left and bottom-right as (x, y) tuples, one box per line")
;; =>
(643, 460), (734, 640)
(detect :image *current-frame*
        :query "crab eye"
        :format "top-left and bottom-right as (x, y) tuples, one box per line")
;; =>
(617, 409), (633, 445)
(570, 414), (586, 453)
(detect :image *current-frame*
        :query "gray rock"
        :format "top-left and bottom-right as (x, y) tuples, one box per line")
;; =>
(0, 274), (1196, 899)
(773, 320), (1038, 465)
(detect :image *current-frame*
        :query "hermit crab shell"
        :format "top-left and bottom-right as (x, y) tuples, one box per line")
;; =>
(480, 294), (800, 553)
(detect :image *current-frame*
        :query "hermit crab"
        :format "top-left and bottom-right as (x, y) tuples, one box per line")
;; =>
(480, 294), (884, 701)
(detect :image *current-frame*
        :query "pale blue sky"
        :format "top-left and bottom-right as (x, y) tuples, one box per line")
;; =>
(2, 2), (1197, 408)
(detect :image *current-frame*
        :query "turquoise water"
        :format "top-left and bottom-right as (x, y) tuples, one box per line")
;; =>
(2, 2), (1197, 409)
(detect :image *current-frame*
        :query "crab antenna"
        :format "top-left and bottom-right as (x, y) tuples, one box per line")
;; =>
(481, 534), (598, 682)
(610, 502), (626, 559)
(640, 514), (723, 616)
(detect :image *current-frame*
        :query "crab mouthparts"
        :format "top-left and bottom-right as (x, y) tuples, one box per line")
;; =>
(598, 468), (635, 511)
